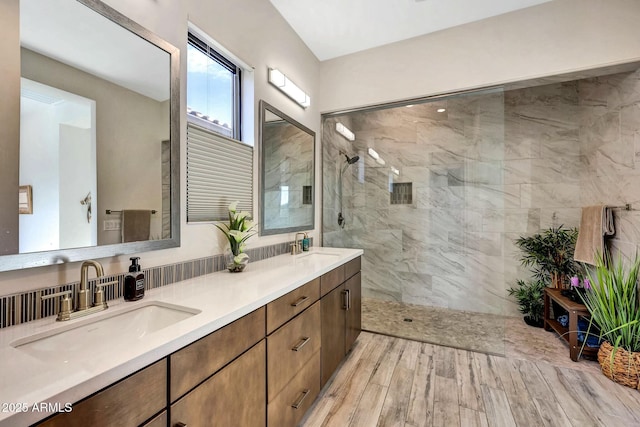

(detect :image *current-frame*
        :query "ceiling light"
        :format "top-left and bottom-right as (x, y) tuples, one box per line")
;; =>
(391, 167), (399, 176)
(367, 147), (379, 160)
(336, 123), (355, 141)
(437, 108), (446, 113)
(268, 68), (311, 108)
(405, 104), (414, 108)
(376, 157), (386, 166)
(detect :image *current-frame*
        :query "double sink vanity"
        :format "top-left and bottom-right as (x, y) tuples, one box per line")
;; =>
(0, 247), (363, 427)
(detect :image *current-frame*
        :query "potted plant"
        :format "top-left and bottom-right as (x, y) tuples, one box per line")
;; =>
(214, 201), (257, 272)
(515, 226), (580, 289)
(580, 252), (640, 389)
(507, 280), (546, 327)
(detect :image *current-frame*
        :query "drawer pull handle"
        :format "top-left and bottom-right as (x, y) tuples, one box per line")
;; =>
(292, 389), (311, 409)
(342, 290), (349, 310)
(346, 289), (351, 310)
(291, 295), (309, 307)
(175, 423), (187, 427)
(292, 336), (311, 351)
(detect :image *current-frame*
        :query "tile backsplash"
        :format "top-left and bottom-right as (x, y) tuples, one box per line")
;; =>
(0, 239), (310, 329)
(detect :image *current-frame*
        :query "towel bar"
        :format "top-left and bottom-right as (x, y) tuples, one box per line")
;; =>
(610, 204), (632, 211)
(106, 209), (157, 214)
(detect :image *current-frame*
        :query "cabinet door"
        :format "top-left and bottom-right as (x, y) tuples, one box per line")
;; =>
(320, 284), (346, 387)
(171, 341), (266, 427)
(37, 359), (167, 427)
(345, 271), (361, 351)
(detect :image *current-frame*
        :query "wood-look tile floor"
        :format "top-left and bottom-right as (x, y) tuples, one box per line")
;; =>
(301, 332), (640, 427)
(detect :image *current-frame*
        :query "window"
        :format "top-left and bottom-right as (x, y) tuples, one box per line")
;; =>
(186, 29), (252, 222)
(187, 31), (241, 139)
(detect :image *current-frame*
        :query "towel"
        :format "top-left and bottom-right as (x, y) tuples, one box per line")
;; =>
(573, 205), (615, 265)
(121, 210), (151, 243)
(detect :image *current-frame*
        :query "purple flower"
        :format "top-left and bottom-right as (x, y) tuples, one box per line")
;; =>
(583, 278), (591, 289)
(570, 276), (580, 287)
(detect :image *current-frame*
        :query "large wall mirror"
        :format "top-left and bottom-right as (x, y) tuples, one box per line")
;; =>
(259, 101), (315, 235)
(0, 0), (180, 272)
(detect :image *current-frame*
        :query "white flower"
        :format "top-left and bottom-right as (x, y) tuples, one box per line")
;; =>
(242, 220), (254, 231)
(229, 201), (238, 213)
(228, 229), (249, 242)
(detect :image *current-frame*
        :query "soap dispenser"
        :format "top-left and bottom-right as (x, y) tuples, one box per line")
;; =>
(302, 233), (310, 251)
(124, 257), (145, 301)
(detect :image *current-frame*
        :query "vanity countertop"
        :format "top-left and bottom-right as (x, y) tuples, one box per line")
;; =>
(0, 247), (363, 427)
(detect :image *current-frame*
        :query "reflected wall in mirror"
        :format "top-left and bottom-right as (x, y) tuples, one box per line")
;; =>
(0, 0), (180, 272)
(259, 100), (315, 235)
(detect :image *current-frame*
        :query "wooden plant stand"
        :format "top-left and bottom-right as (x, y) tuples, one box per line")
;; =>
(543, 288), (599, 362)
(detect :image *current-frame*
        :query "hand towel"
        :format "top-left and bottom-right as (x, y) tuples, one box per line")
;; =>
(573, 205), (615, 265)
(121, 210), (152, 243)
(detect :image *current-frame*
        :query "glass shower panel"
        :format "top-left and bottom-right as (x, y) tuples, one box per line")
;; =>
(322, 89), (510, 355)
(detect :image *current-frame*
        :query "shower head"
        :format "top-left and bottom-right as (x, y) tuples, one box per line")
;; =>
(342, 153), (360, 165)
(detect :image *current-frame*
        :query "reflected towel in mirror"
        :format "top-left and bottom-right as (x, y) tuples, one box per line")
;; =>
(121, 210), (151, 243)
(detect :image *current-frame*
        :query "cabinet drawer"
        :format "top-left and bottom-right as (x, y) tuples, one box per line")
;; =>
(142, 410), (166, 427)
(267, 278), (320, 334)
(170, 306), (265, 402)
(268, 350), (321, 427)
(171, 340), (266, 427)
(345, 256), (361, 280)
(320, 265), (345, 297)
(37, 359), (166, 427)
(267, 301), (320, 401)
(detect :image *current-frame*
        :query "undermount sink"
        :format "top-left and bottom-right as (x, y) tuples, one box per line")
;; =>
(294, 251), (341, 260)
(11, 302), (200, 363)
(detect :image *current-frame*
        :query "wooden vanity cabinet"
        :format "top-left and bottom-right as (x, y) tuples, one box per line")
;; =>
(36, 359), (167, 427)
(31, 258), (360, 427)
(320, 257), (361, 387)
(170, 340), (266, 427)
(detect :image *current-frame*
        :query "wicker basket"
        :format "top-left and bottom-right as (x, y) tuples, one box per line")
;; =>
(597, 341), (640, 389)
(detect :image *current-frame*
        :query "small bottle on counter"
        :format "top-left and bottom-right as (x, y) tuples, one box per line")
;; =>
(302, 233), (310, 251)
(124, 257), (145, 301)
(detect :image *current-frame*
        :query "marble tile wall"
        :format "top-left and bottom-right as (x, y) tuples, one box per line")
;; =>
(579, 69), (640, 262)
(323, 68), (640, 318)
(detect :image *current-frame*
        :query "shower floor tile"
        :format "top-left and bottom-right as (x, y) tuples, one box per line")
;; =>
(362, 297), (600, 374)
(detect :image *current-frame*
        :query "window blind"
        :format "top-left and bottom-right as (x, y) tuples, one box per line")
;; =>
(187, 123), (253, 222)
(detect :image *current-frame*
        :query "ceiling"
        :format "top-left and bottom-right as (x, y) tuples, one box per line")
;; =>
(270, 0), (552, 61)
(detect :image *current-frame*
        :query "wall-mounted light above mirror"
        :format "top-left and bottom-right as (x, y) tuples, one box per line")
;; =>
(259, 100), (315, 235)
(0, 0), (180, 272)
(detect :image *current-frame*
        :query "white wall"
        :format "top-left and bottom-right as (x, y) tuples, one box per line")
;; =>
(0, 0), (320, 295)
(318, 0), (640, 113)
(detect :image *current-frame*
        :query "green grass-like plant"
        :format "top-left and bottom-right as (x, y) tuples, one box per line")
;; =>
(580, 252), (640, 353)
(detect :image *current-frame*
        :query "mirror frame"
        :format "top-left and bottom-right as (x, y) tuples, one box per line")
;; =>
(1, 0), (180, 272)
(259, 100), (315, 236)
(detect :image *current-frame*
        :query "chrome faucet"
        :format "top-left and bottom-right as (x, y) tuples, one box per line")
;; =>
(41, 260), (114, 321)
(290, 232), (306, 255)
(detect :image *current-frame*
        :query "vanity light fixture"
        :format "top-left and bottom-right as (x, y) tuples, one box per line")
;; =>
(336, 123), (355, 141)
(376, 157), (386, 166)
(268, 68), (311, 108)
(367, 147), (380, 160)
(391, 167), (400, 176)
(437, 108), (446, 113)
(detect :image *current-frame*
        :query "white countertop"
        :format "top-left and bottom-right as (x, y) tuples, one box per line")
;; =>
(0, 247), (363, 426)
